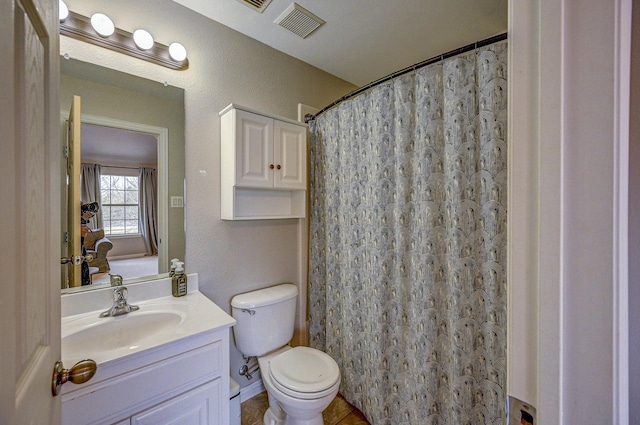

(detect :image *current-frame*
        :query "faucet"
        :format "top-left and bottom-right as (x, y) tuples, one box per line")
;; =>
(109, 274), (123, 287)
(99, 286), (140, 317)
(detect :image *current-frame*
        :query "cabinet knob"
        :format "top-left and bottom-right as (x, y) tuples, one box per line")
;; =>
(277, 165), (281, 170)
(269, 164), (274, 169)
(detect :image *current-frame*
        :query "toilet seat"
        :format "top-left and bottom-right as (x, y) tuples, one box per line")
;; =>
(268, 346), (340, 400)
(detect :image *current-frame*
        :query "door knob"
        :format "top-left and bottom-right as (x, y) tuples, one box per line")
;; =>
(60, 254), (93, 265)
(51, 359), (97, 396)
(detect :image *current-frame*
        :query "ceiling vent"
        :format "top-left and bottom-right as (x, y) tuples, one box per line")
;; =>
(235, 0), (273, 13)
(274, 3), (325, 39)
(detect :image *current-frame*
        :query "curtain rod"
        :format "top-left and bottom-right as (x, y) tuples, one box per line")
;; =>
(306, 32), (508, 122)
(85, 162), (156, 171)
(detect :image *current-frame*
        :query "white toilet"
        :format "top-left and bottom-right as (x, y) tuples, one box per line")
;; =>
(231, 283), (340, 425)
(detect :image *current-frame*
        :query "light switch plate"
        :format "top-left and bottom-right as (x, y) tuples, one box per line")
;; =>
(506, 395), (536, 425)
(171, 196), (184, 208)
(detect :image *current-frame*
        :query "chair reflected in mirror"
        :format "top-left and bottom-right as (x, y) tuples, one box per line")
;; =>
(83, 229), (113, 284)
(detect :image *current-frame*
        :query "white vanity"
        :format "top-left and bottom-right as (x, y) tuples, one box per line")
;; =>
(60, 274), (235, 425)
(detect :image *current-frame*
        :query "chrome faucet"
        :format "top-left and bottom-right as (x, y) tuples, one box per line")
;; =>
(99, 286), (140, 318)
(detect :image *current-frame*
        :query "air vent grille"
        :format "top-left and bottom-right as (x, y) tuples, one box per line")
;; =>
(274, 3), (325, 39)
(235, 0), (273, 13)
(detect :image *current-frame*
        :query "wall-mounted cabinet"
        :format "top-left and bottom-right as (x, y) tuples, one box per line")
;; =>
(220, 104), (307, 220)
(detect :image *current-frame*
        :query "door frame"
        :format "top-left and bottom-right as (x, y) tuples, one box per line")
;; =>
(507, 0), (631, 423)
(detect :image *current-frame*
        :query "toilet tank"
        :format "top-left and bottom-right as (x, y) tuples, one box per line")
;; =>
(231, 283), (298, 357)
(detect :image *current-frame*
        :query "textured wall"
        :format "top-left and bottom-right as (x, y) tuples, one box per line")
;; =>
(60, 0), (356, 388)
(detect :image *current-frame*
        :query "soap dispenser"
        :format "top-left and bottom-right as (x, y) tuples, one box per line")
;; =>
(172, 261), (187, 297)
(169, 258), (180, 277)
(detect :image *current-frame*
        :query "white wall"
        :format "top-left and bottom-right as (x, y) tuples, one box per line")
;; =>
(60, 0), (356, 388)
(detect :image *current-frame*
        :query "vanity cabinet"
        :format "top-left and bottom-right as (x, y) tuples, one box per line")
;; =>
(61, 330), (228, 425)
(220, 104), (307, 220)
(130, 380), (220, 425)
(61, 278), (235, 425)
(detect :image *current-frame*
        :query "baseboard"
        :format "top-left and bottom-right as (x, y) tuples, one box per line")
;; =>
(240, 379), (265, 403)
(109, 253), (147, 261)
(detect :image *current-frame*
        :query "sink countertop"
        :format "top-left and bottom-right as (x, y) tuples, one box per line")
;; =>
(61, 273), (236, 366)
(61, 273), (200, 317)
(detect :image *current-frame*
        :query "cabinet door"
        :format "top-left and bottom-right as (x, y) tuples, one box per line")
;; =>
(274, 120), (307, 190)
(235, 110), (273, 188)
(131, 379), (221, 425)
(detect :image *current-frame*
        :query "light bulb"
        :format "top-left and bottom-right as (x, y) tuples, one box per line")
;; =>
(59, 0), (69, 22)
(168, 42), (187, 62)
(133, 29), (154, 50)
(90, 13), (114, 37)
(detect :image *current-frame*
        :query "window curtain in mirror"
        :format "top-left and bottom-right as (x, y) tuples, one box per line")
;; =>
(139, 167), (158, 256)
(308, 40), (507, 424)
(80, 163), (102, 228)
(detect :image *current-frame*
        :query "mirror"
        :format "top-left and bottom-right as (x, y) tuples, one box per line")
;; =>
(60, 58), (185, 291)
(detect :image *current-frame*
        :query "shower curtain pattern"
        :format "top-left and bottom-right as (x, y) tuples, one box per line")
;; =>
(308, 40), (507, 424)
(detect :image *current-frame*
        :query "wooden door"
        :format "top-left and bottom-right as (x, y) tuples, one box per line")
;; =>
(66, 96), (82, 288)
(0, 0), (62, 423)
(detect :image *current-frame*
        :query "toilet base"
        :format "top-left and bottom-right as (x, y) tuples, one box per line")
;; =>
(263, 407), (283, 425)
(263, 406), (324, 425)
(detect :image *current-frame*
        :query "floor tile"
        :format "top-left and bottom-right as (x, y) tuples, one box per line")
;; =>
(241, 391), (370, 425)
(241, 391), (269, 425)
(336, 408), (370, 425)
(322, 394), (356, 424)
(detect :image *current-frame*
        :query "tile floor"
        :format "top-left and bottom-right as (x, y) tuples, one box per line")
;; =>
(241, 391), (370, 425)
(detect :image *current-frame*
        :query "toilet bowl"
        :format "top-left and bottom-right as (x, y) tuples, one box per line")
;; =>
(231, 284), (341, 425)
(259, 346), (340, 425)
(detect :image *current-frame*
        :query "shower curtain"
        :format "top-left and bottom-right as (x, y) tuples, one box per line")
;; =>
(308, 40), (507, 424)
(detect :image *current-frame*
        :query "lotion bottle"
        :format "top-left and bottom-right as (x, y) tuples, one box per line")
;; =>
(172, 261), (187, 297)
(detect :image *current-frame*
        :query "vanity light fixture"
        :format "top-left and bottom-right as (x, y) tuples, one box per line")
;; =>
(59, 0), (69, 22)
(90, 13), (115, 37)
(59, 11), (188, 70)
(168, 43), (187, 62)
(133, 29), (154, 50)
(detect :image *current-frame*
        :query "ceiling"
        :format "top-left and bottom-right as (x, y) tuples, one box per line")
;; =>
(82, 123), (158, 167)
(172, 0), (508, 86)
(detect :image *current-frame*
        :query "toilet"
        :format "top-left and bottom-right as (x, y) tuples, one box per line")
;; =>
(231, 283), (340, 425)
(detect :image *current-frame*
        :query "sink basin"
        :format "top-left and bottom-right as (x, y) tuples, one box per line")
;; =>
(63, 310), (184, 354)
(61, 298), (194, 365)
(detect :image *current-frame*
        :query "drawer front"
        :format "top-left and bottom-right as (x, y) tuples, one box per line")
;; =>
(62, 341), (222, 425)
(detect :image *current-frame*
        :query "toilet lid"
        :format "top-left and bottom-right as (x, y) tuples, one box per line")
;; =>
(269, 347), (340, 397)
